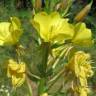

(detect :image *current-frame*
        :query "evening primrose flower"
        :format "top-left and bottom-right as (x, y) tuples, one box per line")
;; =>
(7, 59), (25, 87)
(64, 51), (93, 96)
(32, 12), (74, 44)
(72, 23), (93, 46)
(0, 17), (22, 46)
(70, 51), (93, 95)
(68, 51), (93, 79)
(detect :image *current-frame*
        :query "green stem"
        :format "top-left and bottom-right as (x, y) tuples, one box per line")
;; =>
(38, 78), (46, 95)
(27, 71), (41, 80)
(45, 0), (51, 13)
(41, 42), (50, 77)
(38, 42), (50, 95)
(26, 78), (33, 96)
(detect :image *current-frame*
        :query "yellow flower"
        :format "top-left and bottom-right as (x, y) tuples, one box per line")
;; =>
(7, 59), (26, 87)
(32, 12), (74, 44)
(78, 87), (90, 96)
(68, 51), (93, 79)
(72, 23), (93, 46)
(65, 51), (93, 96)
(0, 17), (23, 46)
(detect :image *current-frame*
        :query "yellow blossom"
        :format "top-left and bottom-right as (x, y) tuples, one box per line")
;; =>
(0, 17), (22, 46)
(32, 12), (74, 44)
(68, 51), (93, 79)
(32, 12), (93, 46)
(64, 51), (93, 96)
(7, 59), (25, 87)
(78, 87), (90, 96)
(72, 23), (93, 46)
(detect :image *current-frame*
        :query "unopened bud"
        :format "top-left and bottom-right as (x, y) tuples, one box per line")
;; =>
(35, 0), (42, 10)
(74, 2), (92, 21)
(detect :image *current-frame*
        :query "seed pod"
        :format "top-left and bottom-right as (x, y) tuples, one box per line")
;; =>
(35, 0), (42, 10)
(74, 2), (92, 22)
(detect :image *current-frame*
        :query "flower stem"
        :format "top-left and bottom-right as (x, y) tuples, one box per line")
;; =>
(38, 42), (50, 95)
(26, 78), (33, 96)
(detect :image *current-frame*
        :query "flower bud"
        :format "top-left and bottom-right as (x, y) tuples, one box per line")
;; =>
(74, 2), (92, 21)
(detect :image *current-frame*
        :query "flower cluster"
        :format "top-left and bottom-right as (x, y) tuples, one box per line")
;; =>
(32, 12), (92, 46)
(31, 12), (94, 95)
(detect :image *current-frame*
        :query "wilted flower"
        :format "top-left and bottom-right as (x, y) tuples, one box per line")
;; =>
(67, 51), (93, 96)
(32, 12), (74, 44)
(7, 59), (26, 87)
(0, 17), (22, 46)
(68, 51), (93, 78)
(63, 51), (93, 96)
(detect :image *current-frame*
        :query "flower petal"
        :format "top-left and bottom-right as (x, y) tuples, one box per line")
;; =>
(12, 74), (25, 87)
(0, 17), (22, 46)
(32, 12), (74, 43)
(72, 23), (92, 46)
